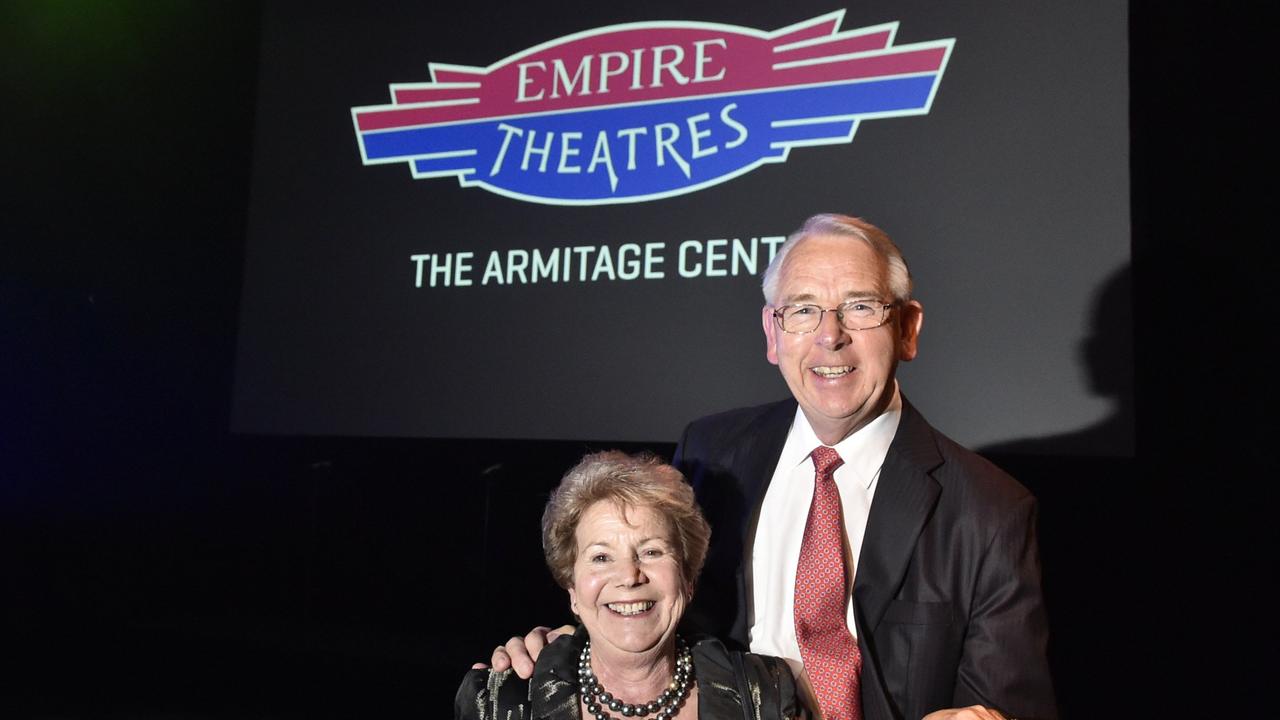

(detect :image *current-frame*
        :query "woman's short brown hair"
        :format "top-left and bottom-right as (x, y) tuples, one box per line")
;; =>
(541, 450), (711, 592)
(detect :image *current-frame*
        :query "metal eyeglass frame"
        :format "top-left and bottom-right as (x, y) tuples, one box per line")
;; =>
(770, 301), (896, 334)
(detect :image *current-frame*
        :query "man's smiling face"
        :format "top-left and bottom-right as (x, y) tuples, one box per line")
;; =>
(762, 234), (922, 445)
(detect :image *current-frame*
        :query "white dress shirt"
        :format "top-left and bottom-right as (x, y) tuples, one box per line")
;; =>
(745, 388), (902, 676)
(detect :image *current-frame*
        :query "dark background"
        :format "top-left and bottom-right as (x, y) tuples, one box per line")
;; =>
(233, 0), (1131, 450)
(2, 2), (1271, 718)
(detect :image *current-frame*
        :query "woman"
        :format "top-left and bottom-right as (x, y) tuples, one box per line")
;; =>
(455, 450), (804, 720)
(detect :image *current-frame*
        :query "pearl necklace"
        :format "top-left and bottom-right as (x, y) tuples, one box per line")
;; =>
(578, 636), (693, 720)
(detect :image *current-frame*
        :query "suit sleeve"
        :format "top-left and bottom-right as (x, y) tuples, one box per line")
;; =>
(672, 420), (694, 473)
(953, 494), (1058, 720)
(672, 419), (709, 497)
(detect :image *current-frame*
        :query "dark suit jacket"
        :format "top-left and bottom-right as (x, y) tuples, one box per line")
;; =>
(674, 398), (1056, 720)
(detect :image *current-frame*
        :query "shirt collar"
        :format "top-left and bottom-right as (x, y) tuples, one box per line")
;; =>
(777, 383), (903, 489)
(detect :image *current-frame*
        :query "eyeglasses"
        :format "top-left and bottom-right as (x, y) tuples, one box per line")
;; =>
(770, 301), (895, 334)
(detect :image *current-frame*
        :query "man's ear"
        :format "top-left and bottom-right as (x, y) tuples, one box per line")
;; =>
(762, 306), (780, 365)
(898, 300), (924, 361)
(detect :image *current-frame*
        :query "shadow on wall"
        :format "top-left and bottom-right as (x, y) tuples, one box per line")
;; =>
(982, 262), (1134, 458)
(975, 264), (1140, 718)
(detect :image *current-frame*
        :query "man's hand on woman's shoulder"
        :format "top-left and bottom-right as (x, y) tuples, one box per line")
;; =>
(475, 625), (576, 679)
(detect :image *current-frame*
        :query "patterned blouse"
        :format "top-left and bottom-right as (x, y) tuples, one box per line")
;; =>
(455, 631), (803, 720)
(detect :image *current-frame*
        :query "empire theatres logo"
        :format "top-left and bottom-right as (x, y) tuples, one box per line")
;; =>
(351, 11), (953, 206)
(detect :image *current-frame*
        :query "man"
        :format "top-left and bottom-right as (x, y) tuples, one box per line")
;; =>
(490, 214), (1056, 720)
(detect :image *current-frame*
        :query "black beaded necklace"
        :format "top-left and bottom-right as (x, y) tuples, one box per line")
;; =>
(577, 636), (693, 720)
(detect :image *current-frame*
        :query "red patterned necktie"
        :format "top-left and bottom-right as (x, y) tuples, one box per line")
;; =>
(794, 446), (862, 720)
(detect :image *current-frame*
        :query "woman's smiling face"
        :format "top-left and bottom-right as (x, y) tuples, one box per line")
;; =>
(568, 500), (688, 658)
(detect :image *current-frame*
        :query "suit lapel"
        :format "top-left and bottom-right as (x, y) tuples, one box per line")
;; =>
(853, 397), (943, 631)
(852, 399), (943, 720)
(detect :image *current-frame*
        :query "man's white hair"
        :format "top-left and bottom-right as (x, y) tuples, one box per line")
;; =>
(761, 213), (913, 305)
